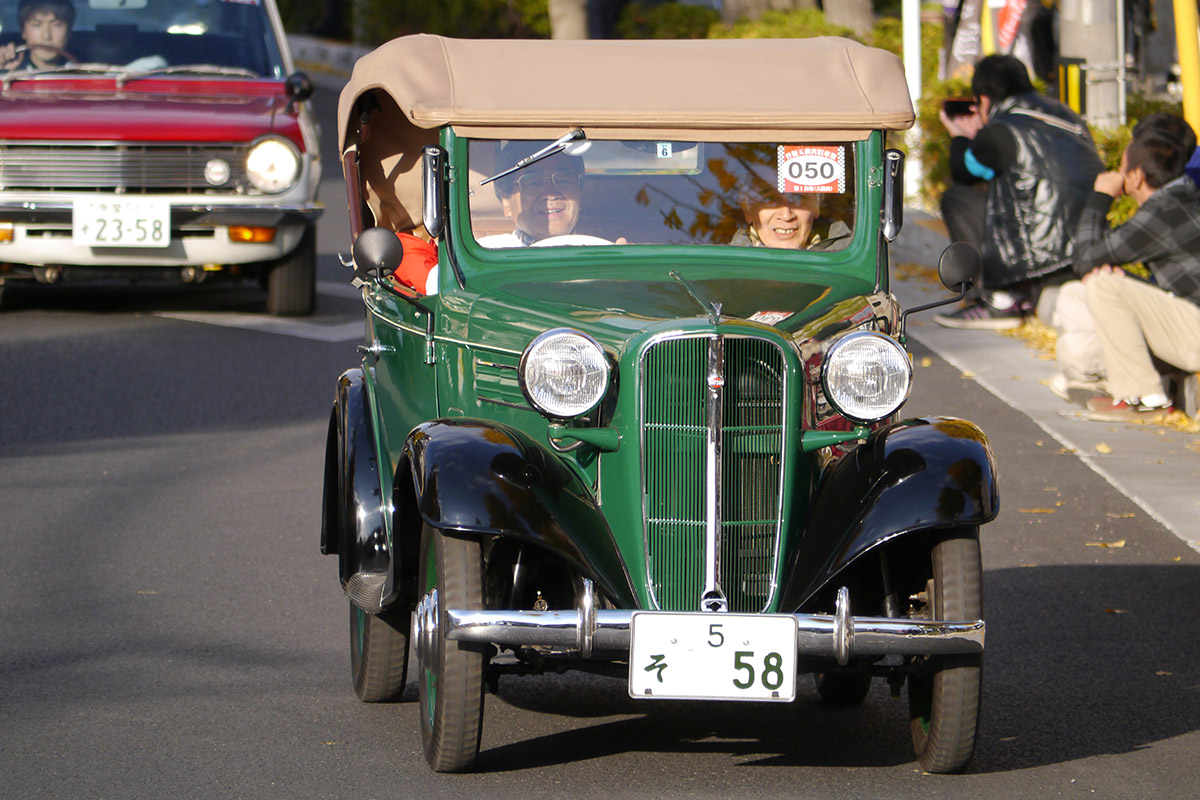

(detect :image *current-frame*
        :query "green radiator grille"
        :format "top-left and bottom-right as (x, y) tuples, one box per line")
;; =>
(642, 335), (786, 612)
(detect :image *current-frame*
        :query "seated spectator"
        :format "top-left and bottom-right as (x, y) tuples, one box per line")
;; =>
(1057, 112), (1200, 421)
(934, 55), (1103, 330)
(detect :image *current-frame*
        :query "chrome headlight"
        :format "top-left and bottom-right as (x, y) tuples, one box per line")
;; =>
(520, 329), (610, 419)
(245, 137), (300, 193)
(822, 332), (911, 422)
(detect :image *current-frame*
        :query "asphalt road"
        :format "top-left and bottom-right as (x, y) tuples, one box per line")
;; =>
(2, 85), (1199, 800)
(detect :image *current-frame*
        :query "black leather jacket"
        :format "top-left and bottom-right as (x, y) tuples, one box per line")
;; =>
(980, 93), (1103, 287)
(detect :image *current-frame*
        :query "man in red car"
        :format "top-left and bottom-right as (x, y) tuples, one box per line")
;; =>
(1, 0), (74, 71)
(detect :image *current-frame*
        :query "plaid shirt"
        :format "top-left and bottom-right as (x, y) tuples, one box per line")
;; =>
(1074, 175), (1200, 306)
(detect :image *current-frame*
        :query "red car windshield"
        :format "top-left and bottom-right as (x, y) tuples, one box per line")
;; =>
(0, 0), (285, 78)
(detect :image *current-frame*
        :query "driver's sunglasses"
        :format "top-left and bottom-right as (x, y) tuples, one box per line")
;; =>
(514, 170), (584, 194)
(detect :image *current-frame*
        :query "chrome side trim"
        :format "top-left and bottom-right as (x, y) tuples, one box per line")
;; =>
(443, 607), (984, 658)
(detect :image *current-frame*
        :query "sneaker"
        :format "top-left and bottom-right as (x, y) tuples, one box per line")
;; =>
(934, 299), (1026, 330)
(1049, 373), (1107, 404)
(1085, 395), (1173, 423)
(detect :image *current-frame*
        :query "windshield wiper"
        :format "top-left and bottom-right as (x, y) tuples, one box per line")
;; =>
(480, 128), (586, 186)
(670, 270), (722, 325)
(116, 64), (259, 87)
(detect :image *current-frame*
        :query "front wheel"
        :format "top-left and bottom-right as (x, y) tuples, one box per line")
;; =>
(349, 603), (409, 702)
(266, 225), (316, 316)
(416, 524), (485, 772)
(908, 528), (983, 773)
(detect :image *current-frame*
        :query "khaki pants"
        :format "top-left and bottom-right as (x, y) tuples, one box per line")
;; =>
(1052, 281), (1106, 382)
(1085, 271), (1200, 401)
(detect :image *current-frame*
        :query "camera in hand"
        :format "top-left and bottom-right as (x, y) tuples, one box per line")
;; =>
(943, 98), (975, 118)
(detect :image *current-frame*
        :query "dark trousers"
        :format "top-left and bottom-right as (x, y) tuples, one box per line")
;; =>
(940, 182), (987, 297)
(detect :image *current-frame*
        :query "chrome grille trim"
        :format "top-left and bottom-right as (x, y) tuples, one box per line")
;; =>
(640, 332), (788, 613)
(0, 141), (249, 193)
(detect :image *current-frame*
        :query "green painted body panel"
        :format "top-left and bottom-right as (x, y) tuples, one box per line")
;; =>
(362, 128), (895, 611)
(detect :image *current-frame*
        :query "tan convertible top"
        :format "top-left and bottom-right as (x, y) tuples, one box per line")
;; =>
(338, 34), (914, 231)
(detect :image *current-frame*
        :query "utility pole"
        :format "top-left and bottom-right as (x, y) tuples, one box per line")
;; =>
(1058, 0), (1124, 130)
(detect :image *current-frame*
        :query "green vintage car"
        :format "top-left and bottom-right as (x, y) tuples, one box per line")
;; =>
(323, 34), (997, 774)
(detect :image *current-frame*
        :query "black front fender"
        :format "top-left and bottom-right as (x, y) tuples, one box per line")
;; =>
(778, 416), (999, 611)
(321, 370), (391, 598)
(400, 419), (638, 608)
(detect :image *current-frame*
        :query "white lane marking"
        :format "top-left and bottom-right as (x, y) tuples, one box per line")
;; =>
(156, 312), (362, 342)
(154, 281), (364, 342)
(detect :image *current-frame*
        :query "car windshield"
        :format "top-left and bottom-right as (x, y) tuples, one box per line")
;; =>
(468, 138), (857, 252)
(0, 0), (285, 78)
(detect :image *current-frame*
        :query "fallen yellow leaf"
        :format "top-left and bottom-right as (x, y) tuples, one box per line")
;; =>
(1086, 539), (1127, 548)
(1019, 508), (1056, 514)
(961, 370), (976, 379)
(1156, 670), (1173, 676)
(1104, 608), (1128, 614)
(1106, 512), (1135, 519)
(1095, 442), (1113, 454)
(918, 357), (933, 368)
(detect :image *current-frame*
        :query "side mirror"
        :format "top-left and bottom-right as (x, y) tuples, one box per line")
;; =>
(351, 227), (404, 284)
(283, 72), (314, 114)
(897, 242), (981, 342)
(881, 149), (904, 242)
(285, 71), (314, 103)
(937, 241), (982, 292)
(423, 145), (446, 239)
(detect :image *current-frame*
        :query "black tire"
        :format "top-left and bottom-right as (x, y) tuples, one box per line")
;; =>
(417, 524), (485, 773)
(908, 528), (984, 774)
(349, 603), (410, 702)
(266, 225), (316, 316)
(814, 671), (872, 705)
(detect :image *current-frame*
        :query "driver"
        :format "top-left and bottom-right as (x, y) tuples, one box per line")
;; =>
(478, 144), (585, 248)
(1, 0), (75, 71)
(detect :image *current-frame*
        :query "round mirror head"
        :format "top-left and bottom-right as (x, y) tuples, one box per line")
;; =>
(938, 242), (982, 291)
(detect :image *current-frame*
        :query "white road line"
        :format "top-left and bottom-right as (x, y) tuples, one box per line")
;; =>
(154, 281), (364, 341)
(156, 311), (362, 342)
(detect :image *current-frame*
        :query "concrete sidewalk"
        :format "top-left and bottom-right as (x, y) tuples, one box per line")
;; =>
(892, 215), (1200, 551)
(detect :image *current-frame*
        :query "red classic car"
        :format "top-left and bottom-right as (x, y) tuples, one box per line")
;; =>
(0, 0), (322, 315)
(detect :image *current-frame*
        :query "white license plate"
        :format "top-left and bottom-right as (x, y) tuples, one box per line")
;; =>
(73, 198), (171, 247)
(629, 612), (797, 701)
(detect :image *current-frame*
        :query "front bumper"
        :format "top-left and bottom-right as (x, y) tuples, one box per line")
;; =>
(419, 586), (984, 665)
(0, 201), (322, 269)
